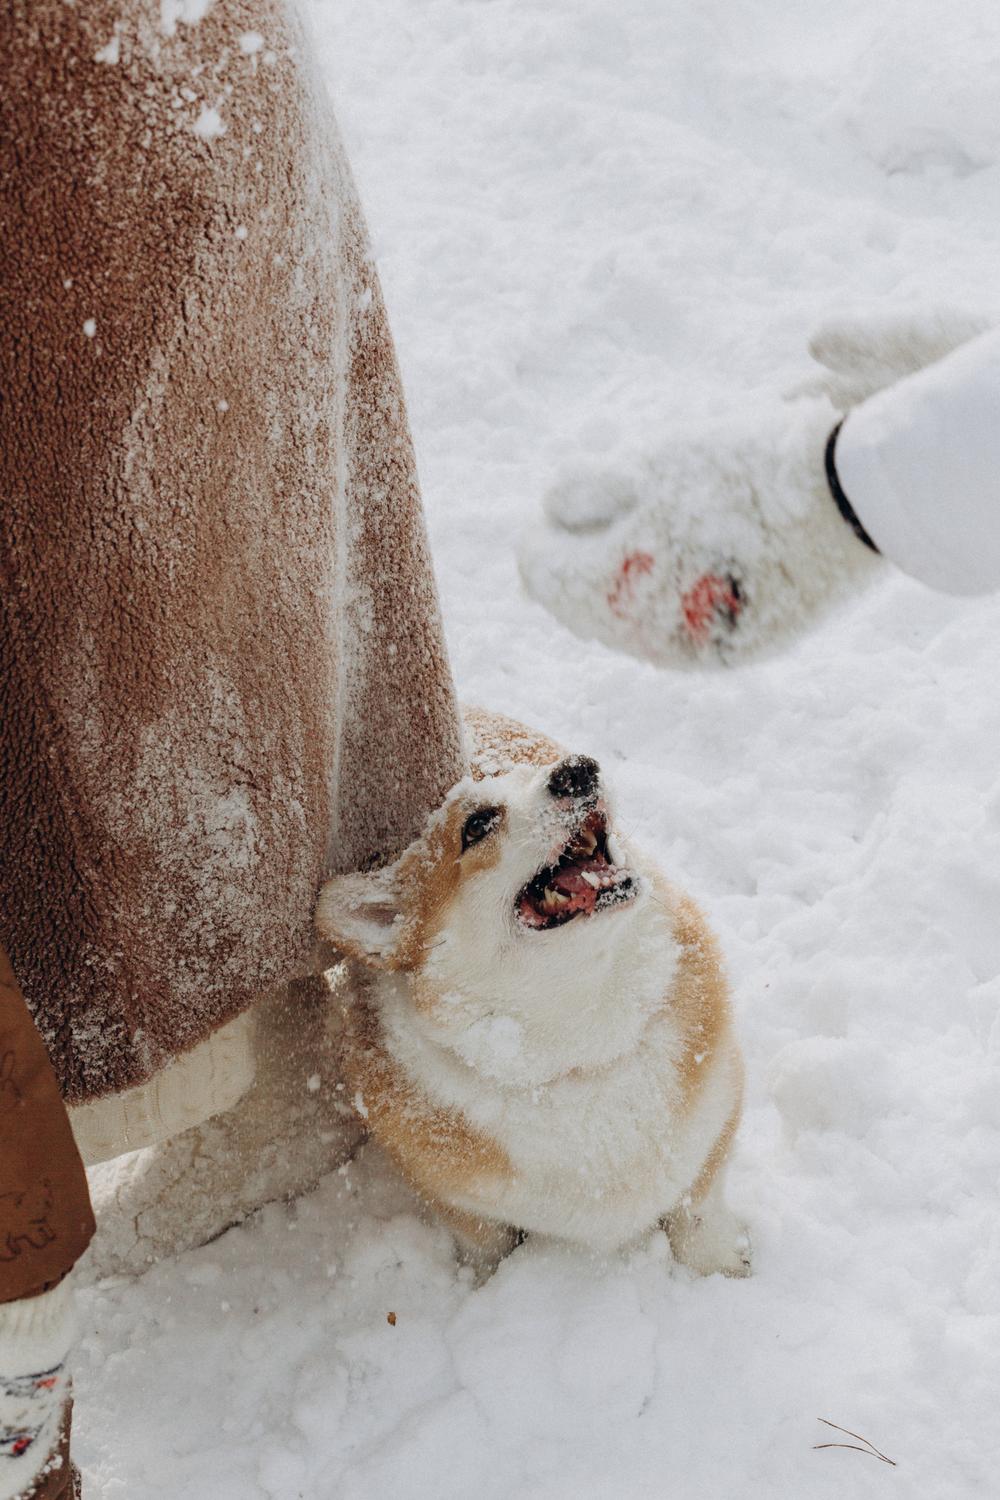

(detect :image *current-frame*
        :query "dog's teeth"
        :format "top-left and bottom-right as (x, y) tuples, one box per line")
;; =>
(582, 871), (601, 888)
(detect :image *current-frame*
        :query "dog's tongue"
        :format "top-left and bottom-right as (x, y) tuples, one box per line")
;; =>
(516, 832), (637, 929)
(551, 863), (600, 912)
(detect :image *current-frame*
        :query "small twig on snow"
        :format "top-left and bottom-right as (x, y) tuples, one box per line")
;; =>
(814, 1418), (896, 1467)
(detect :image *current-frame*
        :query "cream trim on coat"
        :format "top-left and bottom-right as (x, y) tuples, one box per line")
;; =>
(68, 1011), (256, 1165)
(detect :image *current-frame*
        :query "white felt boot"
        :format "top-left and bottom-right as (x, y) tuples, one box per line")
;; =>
(519, 395), (881, 667)
(84, 972), (362, 1279)
(519, 306), (992, 667)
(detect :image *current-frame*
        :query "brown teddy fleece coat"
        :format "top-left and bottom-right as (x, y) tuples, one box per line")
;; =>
(0, 0), (464, 1104)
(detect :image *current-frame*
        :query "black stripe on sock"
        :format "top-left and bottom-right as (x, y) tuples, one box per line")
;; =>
(824, 420), (881, 555)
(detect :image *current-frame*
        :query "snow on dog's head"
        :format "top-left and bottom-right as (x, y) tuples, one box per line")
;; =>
(316, 752), (668, 1084)
(316, 754), (641, 965)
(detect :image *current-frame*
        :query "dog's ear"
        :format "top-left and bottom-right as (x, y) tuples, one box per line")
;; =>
(315, 865), (409, 969)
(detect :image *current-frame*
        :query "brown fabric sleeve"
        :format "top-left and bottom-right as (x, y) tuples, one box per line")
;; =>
(0, 948), (94, 1304)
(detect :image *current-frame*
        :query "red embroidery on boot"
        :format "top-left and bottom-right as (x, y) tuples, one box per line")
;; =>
(607, 551), (654, 618)
(681, 574), (744, 642)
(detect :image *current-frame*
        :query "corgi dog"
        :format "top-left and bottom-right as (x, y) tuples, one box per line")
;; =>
(316, 711), (749, 1276)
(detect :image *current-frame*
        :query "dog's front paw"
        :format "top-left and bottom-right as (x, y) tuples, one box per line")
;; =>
(438, 1207), (521, 1284)
(665, 1203), (752, 1279)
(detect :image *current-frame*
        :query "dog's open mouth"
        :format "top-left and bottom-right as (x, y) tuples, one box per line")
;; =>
(516, 809), (636, 930)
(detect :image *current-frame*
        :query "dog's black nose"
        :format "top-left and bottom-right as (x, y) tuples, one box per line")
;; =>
(547, 755), (600, 803)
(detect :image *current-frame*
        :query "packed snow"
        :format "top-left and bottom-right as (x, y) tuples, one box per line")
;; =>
(75, 0), (1000, 1494)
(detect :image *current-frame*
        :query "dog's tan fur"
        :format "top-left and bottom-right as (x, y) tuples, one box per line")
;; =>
(666, 882), (741, 1108)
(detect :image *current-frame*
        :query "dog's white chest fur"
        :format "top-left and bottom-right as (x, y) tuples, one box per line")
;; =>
(367, 895), (735, 1252)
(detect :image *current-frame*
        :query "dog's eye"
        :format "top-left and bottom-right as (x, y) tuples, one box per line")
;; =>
(461, 806), (502, 851)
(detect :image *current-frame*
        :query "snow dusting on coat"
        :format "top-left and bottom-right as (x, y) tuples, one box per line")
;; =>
(0, 0), (462, 1102)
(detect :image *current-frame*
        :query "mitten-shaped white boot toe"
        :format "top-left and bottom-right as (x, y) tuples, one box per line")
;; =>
(519, 396), (882, 668)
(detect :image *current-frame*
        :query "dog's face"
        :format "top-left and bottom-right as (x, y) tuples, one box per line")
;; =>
(317, 754), (640, 967)
(317, 756), (671, 1082)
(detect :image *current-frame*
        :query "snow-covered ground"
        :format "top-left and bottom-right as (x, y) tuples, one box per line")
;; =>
(76, 0), (1000, 1494)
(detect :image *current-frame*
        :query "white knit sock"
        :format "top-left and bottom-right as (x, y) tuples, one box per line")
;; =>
(0, 1278), (75, 1500)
